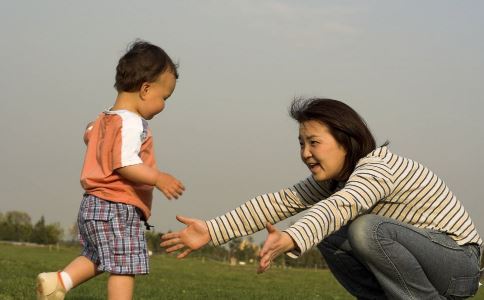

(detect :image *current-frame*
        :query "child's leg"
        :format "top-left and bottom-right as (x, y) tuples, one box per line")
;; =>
(107, 274), (135, 300)
(36, 256), (101, 300)
(63, 255), (102, 287)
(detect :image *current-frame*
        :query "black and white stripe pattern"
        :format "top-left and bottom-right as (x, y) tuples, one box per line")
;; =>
(206, 147), (482, 256)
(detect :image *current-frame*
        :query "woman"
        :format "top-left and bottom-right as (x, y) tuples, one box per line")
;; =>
(161, 98), (482, 299)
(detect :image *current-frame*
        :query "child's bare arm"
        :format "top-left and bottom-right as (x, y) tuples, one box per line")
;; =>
(83, 121), (95, 145)
(116, 164), (185, 199)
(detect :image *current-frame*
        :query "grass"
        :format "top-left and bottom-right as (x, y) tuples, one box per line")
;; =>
(0, 243), (349, 299)
(0, 242), (483, 299)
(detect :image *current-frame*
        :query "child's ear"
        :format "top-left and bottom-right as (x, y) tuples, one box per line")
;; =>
(139, 82), (150, 99)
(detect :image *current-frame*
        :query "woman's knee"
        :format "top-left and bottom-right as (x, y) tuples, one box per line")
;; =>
(347, 215), (382, 258)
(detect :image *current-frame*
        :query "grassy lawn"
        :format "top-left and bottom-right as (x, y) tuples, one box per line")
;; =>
(0, 243), (349, 299)
(0, 242), (482, 299)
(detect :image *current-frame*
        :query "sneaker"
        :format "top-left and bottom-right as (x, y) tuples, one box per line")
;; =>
(36, 272), (66, 300)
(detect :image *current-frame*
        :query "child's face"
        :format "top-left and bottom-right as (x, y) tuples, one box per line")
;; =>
(299, 120), (347, 181)
(138, 71), (176, 120)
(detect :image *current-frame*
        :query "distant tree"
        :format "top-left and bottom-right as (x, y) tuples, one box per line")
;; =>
(31, 216), (48, 244)
(45, 222), (64, 244)
(285, 247), (327, 269)
(0, 212), (5, 239)
(228, 237), (258, 262)
(228, 238), (243, 260)
(145, 230), (164, 253)
(193, 243), (229, 262)
(68, 222), (79, 243)
(31, 216), (63, 244)
(238, 236), (258, 262)
(0, 211), (33, 241)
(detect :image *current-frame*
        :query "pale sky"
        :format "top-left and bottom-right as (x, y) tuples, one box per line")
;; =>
(1, 1), (483, 243)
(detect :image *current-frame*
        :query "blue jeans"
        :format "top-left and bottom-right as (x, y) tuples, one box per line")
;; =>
(318, 215), (481, 300)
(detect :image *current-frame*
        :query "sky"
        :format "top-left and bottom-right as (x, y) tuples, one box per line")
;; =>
(0, 1), (483, 243)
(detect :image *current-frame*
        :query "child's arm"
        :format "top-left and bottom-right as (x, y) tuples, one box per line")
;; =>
(83, 121), (95, 145)
(116, 164), (185, 199)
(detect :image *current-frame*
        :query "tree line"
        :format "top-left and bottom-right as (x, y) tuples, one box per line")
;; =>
(0, 211), (63, 244)
(1, 210), (327, 269)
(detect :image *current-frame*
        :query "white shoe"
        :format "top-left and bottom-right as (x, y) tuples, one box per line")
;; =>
(36, 272), (66, 300)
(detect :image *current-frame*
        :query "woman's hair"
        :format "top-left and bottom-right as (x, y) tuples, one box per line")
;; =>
(114, 40), (178, 92)
(289, 98), (376, 181)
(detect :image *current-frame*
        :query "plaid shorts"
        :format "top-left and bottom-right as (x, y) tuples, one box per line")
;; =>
(78, 194), (149, 275)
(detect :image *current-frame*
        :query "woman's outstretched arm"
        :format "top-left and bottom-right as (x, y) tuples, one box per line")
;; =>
(161, 176), (332, 258)
(206, 176), (332, 246)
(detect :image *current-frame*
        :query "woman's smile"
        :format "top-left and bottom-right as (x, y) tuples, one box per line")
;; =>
(299, 120), (347, 181)
(307, 162), (323, 173)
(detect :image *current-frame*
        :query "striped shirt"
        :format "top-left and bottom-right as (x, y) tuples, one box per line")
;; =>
(206, 147), (482, 256)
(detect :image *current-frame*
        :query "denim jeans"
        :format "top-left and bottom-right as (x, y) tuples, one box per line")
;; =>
(317, 214), (481, 300)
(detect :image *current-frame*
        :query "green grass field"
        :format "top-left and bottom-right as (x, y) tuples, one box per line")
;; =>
(1, 243), (483, 300)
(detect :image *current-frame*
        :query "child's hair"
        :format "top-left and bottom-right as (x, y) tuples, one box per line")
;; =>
(289, 98), (376, 181)
(114, 40), (179, 92)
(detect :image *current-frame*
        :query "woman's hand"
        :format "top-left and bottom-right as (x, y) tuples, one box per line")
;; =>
(160, 215), (210, 258)
(257, 223), (296, 274)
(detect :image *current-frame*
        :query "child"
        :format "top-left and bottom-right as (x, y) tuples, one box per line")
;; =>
(36, 40), (185, 300)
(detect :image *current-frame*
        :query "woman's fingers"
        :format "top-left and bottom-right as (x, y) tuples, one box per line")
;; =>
(257, 246), (276, 274)
(160, 236), (188, 255)
(257, 255), (271, 274)
(259, 245), (269, 258)
(265, 222), (276, 233)
(177, 249), (192, 259)
(161, 232), (179, 241)
(175, 215), (193, 225)
(159, 215), (204, 259)
(165, 243), (185, 253)
(160, 237), (181, 245)
(160, 240), (178, 249)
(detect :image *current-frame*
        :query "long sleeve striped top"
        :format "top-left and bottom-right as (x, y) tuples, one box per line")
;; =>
(205, 147), (482, 256)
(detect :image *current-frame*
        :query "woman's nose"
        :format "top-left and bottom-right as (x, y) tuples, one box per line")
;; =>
(301, 145), (311, 159)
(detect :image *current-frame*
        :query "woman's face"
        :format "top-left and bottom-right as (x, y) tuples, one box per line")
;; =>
(299, 120), (347, 181)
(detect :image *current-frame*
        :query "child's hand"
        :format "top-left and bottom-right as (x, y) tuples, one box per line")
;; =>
(155, 172), (185, 200)
(160, 215), (210, 258)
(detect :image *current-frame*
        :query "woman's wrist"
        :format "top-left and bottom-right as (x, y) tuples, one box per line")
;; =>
(281, 232), (297, 252)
